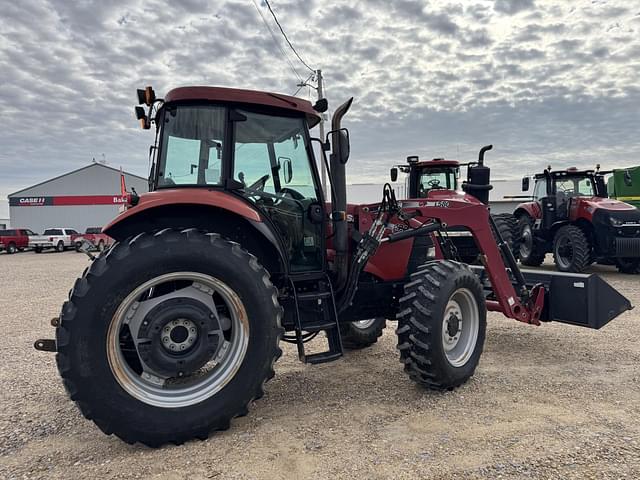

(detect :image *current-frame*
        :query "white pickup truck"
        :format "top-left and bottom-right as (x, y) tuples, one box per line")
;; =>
(30, 228), (79, 253)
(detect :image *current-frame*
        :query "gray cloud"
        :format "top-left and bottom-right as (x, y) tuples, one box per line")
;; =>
(494, 0), (535, 15)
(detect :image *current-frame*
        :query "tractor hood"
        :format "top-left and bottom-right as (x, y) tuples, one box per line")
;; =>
(578, 196), (639, 213)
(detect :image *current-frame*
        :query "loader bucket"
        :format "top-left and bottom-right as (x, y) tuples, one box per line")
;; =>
(468, 266), (632, 329)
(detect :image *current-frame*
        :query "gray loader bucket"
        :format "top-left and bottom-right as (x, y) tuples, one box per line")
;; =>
(468, 266), (632, 329)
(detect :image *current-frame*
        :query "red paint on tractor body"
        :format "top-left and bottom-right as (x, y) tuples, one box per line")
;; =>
(104, 189), (262, 232)
(165, 86), (321, 127)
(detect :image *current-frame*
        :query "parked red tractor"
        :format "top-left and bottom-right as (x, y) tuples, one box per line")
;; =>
(35, 86), (631, 447)
(516, 167), (640, 273)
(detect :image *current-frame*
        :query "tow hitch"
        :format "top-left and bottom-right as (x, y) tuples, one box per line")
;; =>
(34, 316), (59, 352)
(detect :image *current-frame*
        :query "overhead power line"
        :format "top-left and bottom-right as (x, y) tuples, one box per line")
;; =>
(251, 0), (303, 81)
(263, 0), (315, 73)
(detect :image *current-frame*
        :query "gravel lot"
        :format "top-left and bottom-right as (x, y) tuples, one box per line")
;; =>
(1, 250), (639, 479)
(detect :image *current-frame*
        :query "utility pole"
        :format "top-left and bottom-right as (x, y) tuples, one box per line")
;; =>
(316, 69), (327, 197)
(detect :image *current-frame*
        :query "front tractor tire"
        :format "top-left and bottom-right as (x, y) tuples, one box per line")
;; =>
(340, 317), (386, 349)
(517, 215), (546, 267)
(615, 258), (640, 274)
(552, 225), (591, 273)
(55, 229), (283, 447)
(397, 260), (486, 390)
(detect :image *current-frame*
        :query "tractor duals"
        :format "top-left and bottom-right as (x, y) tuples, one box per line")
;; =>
(469, 265), (632, 329)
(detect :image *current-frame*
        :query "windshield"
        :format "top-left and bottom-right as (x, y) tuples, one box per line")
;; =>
(555, 176), (595, 197)
(417, 168), (457, 197)
(157, 105), (225, 186)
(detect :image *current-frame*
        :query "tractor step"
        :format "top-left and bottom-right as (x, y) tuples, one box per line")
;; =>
(468, 265), (632, 329)
(305, 351), (343, 365)
(289, 274), (343, 364)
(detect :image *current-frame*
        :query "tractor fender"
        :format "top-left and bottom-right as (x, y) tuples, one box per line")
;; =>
(103, 189), (287, 276)
(514, 202), (540, 221)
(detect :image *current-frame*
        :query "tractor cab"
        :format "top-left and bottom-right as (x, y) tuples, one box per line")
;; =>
(134, 86), (335, 274)
(524, 167), (607, 223)
(391, 157), (460, 198)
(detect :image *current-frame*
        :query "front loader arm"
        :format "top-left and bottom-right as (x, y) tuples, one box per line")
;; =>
(394, 196), (541, 324)
(386, 192), (631, 329)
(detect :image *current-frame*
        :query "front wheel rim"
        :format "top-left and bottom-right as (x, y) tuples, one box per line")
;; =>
(555, 236), (573, 269)
(520, 224), (533, 258)
(107, 272), (250, 408)
(351, 318), (378, 330)
(441, 288), (479, 367)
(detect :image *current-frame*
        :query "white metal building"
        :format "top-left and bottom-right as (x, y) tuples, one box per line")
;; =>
(8, 163), (148, 234)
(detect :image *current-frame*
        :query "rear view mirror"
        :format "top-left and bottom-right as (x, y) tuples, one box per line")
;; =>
(390, 167), (398, 182)
(337, 129), (350, 164)
(522, 177), (530, 191)
(279, 157), (293, 184)
(624, 170), (633, 187)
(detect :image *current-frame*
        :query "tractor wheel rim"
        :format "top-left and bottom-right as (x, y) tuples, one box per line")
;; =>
(555, 236), (573, 269)
(352, 318), (377, 329)
(520, 224), (533, 258)
(107, 272), (249, 408)
(441, 288), (479, 367)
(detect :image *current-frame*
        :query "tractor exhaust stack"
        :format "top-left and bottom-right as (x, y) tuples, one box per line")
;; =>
(329, 97), (353, 292)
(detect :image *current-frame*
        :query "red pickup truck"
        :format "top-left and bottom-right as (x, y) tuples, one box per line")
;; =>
(0, 229), (36, 254)
(71, 227), (114, 252)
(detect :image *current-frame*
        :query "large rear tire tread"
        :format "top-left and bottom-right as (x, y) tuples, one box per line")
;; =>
(552, 225), (591, 273)
(396, 260), (486, 391)
(517, 215), (546, 267)
(55, 228), (284, 447)
(340, 317), (386, 349)
(491, 213), (521, 259)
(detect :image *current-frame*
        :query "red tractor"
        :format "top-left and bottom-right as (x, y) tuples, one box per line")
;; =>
(516, 167), (640, 273)
(35, 86), (631, 447)
(389, 150), (520, 263)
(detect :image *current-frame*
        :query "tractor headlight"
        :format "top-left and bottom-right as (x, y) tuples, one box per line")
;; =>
(609, 217), (624, 226)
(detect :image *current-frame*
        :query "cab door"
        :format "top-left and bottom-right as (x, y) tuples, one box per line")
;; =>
(232, 110), (325, 273)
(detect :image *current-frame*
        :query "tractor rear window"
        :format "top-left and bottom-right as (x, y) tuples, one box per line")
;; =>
(157, 106), (225, 187)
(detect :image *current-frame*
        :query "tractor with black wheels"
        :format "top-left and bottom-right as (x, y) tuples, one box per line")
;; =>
(516, 166), (640, 273)
(389, 150), (520, 263)
(35, 86), (632, 447)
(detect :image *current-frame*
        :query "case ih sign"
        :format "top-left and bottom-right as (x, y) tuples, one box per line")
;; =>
(10, 195), (128, 206)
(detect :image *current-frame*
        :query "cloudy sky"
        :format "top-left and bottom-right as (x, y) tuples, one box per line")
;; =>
(1, 0), (639, 217)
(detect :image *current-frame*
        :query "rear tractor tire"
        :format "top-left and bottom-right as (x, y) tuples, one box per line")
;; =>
(396, 260), (486, 390)
(552, 225), (591, 273)
(340, 317), (386, 349)
(55, 229), (284, 447)
(517, 215), (546, 267)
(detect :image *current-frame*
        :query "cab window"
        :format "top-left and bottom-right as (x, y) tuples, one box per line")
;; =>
(158, 106), (225, 186)
(533, 178), (547, 200)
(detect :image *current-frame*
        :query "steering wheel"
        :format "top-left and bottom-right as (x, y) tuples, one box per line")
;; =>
(427, 179), (442, 188)
(279, 187), (306, 201)
(248, 174), (270, 191)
